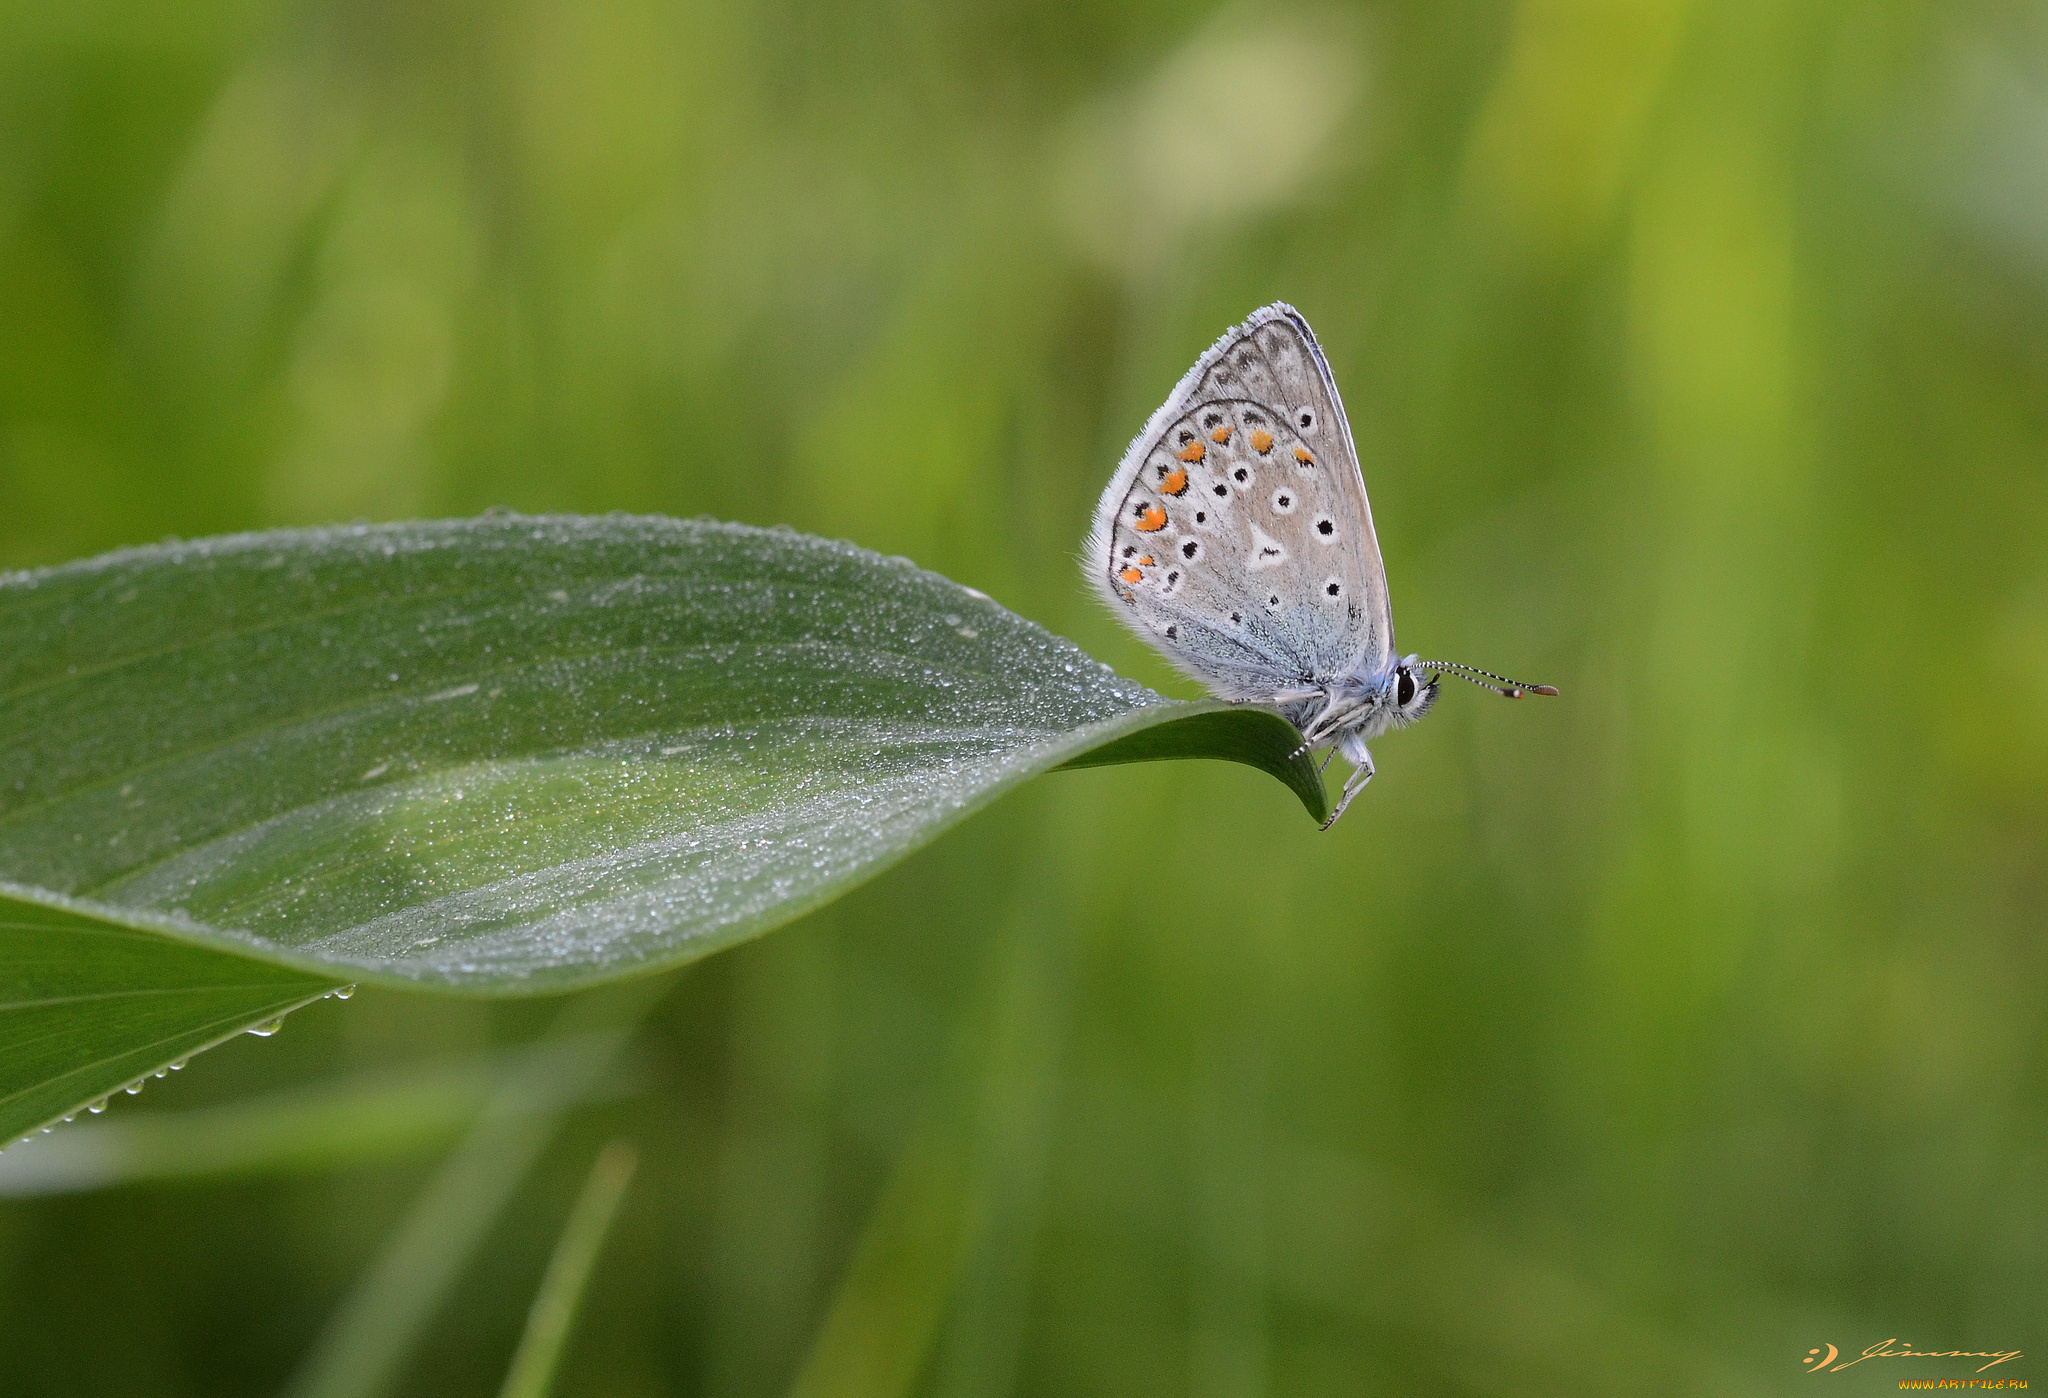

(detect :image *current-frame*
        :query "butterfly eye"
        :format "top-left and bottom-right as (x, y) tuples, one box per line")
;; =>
(1295, 407), (1316, 432)
(1396, 669), (1416, 707)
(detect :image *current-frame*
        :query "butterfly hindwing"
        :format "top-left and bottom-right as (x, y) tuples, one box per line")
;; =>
(1086, 304), (1393, 698)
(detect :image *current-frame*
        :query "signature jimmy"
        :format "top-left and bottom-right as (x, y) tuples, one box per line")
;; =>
(1804, 1340), (2023, 1374)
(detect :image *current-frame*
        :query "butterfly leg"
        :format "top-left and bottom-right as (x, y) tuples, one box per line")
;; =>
(1287, 689), (1335, 760)
(1319, 733), (1375, 831)
(1292, 692), (1368, 759)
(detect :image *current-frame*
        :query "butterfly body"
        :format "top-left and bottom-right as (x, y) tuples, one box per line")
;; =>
(1085, 303), (1550, 827)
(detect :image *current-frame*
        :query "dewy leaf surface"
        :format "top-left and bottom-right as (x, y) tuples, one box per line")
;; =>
(0, 515), (1322, 1000)
(0, 516), (1323, 1138)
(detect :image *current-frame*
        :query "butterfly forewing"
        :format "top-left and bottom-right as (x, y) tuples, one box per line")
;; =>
(1087, 305), (1393, 698)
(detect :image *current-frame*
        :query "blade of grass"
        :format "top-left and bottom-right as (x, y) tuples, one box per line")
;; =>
(785, 894), (1068, 1398)
(496, 1141), (640, 1398)
(279, 981), (664, 1398)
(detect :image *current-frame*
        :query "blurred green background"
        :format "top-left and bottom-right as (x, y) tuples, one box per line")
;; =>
(3, 0), (2045, 1393)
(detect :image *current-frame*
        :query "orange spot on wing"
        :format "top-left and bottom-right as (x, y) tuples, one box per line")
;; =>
(1210, 424), (1233, 444)
(1138, 555), (1154, 565)
(1176, 440), (1205, 463)
(1161, 468), (1188, 496)
(1120, 567), (1143, 584)
(1133, 506), (1167, 532)
(1294, 446), (1314, 465)
(1251, 429), (1274, 454)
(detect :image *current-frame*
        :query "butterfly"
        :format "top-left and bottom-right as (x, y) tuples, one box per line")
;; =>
(1085, 303), (1555, 828)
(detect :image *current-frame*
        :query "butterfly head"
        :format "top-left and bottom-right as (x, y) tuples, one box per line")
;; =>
(1388, 657), (1439, 728)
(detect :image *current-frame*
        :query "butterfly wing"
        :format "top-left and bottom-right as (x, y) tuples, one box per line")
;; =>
(1084, 303), (1394, 700)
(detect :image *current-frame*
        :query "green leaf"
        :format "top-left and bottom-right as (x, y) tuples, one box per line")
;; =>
(0, 893), (335, 1143)
(0, 515), (1320, 1139)
(0, 1034), (634, 1197)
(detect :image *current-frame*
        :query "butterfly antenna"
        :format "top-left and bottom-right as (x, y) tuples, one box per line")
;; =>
(1417, 661), (1559, 700)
